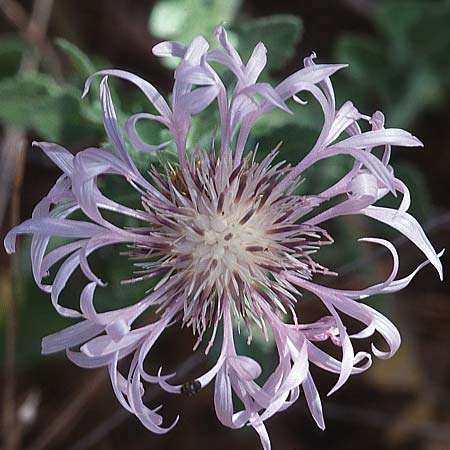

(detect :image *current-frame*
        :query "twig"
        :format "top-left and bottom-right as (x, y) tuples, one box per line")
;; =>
(0, 1), (55, 450)
(25, 370), (107, 450)
(319, 402), (450, 442)
(0, 0), (59, 75)
(66, 352), (204, 450)
(339, 0), (378, 20)
(1, 129), (26, 450)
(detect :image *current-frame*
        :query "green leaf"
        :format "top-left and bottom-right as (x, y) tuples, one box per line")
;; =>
(0, 74), (101, 144)
(0, 34), (30, 78)
(378, 0), (430, 49)
(378, 161), (432, 223)
(55, 38), (96, 79)
(334, 33), (388, 83)
(236, 15), (303, 73)
(149, 0), (240, 43)
(0, 75), (51, 127)
(32, 91), (101, 144)
(378, 0), (450, 63)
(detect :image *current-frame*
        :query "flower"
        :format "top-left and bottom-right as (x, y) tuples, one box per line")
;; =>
(4, 26), (443, 449)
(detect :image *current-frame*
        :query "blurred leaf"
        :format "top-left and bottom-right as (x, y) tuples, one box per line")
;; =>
(388, 69), (441, 126)
(0, 74), (53, 127)
(55, 38), (96, 80)
(0, 34), (30, 78)
(378, 0), (427, 55)
(378, 161), (433, 223)
(335, 34), (388, 83)
(149, 0), (240, 43)
(236, 15), (303, 73)
(0, 73), (100, 144)
(333, 0), (450, 128)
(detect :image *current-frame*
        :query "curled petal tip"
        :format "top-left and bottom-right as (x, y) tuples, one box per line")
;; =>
(326, 385), (340, 397)
(3, 231), (16, 255)
(437, 249), (445, 281)
(81, 85), (89, 99)
(414, 136), (424, 147)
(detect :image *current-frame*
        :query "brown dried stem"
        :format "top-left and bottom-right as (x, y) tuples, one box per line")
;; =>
(0, 1), (55, 449)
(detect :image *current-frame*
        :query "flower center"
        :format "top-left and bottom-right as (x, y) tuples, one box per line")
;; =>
(174, 207), (268, 282)
(136, 149), (332, 343)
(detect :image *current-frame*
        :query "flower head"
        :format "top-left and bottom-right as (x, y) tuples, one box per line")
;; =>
(4, 26), (443, 449)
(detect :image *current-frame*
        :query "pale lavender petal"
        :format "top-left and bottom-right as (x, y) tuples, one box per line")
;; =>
(240, 83), (291, 113)
(83, 69), (172, 118)
(41, 320), (104, 354)
(251, 419), (271, 450)
(325, 304), (354, 396)
(214, 365), (233, 427)
(125, 113), (171, 153)
(4, 218), (103, 254)
(214, 25), (243, 78)
(177, 85), (219, 115)
(362, 206), (443, 279)
(329, 129), (423, 150)
(81, 327), (148, 357)
(276, 64), (347, 101)
(303, 373), (325, 430)
(245, 42), (267, 85)
(152, 41), (186, 58)
(183, 35), (209, 65)
(228, 356), (262, 381)
(358, 250), (445, 298)
(100, 77), (136, 167)
(175, 64), (216, 85)
(325, 101), (361, 146)
(32, 141), (74, 175)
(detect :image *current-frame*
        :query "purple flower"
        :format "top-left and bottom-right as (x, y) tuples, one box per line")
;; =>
(4, 26), (443, 449)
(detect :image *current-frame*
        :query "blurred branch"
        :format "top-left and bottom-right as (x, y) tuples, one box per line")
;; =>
(1, 129), (25, 450)
(66, 353), (204, 450)
(0, 2), (55, 450)
(339, 0), (378, 20)
(25, 371), (107, 450)
(0, 0), (60, 74)
(324, 402), (450, 442)
(0, 128), (25, 233)
(0, 0), (57, 227)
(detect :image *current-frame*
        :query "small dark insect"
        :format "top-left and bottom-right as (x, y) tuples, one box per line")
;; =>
(181, 379), (202, 396)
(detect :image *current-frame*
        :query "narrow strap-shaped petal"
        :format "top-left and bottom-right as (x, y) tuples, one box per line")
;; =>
(83, 69), (172, 118)
(303, 373), (325, 430)
(239, 83), (291, 113)
(4, 217), (103, 254)
(276, 63), (347, 101)
(362, 206), (443, 279)
(32, 141), (74, 175)
(329, 128), (423, 150)
(125, 113), (171, 153)
(177, 85), (220, 115)
(214, 365), (233, 427)
(244, 42), (267, 85)
(152, 41), (186, 58)
(42, 320), (104, 354)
